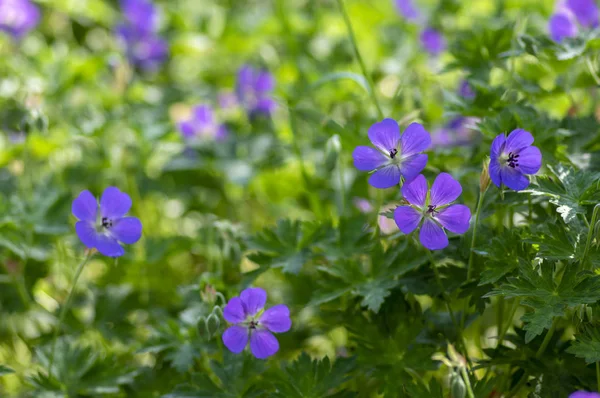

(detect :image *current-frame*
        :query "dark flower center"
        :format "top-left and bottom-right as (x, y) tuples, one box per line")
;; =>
(102, 217), (113, 229)
(389, 148), (398, 159)
(249, 320), (259, 329)
(506, 152), (519, 168)
(427, 205), (437, 216)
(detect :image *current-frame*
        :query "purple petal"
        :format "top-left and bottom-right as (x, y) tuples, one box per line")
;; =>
(517, 146), (542, 175)
(216, 125), (229, 141)
(395, 0), (420, 20)
(368, 118), (401, 153)
(222, 325), (249, 354)
(240, 287), (267, 316)
(399, 154), (428, 182)
(400, 123), (431, 157)
(566, 0), (599, 28)
(458, 80), (475, 99)
(500, 167), (530, 191)
(489, 159), (502, 188)
(95, 234), (125, 257)
(72, 190), (98, 222)
(402, 174), (428, 207)
(569, 392), (600, 398)
(490, 134), (506, 159)
(75, 221), (97, 249)
(435, 204), (471, 234)
(110, 217), (142, 244)
(192, 105), (215, 126)
(352, 146), (388, 171)
(250, 329), (279, 359)
(394, 206), (423, 234)
(368, 164), (401, 189)
(253, 98), (276, 115)
(505, 129), (534, 154)
(419, 219), (449, 250)
(100, 187), (132, 219)
(420, 28), (446, 55)
(259, 304), (291, 333)
(121, 0), (158, 33)
(178, 121), (196, 138)
(255, 70), (275, 93)
(223, 297), (246, 324)
(549, 13), (578, 42)
(430, 173), (462, 206)
(0, 0), (40, 39)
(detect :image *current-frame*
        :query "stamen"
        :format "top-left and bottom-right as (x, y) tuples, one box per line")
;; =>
(389, 148), (398, 159)
(102, 217), (113, 229)
(249, 320), (259, 329)
(506, 152), (519, 168)
(427, 205), (437, 215)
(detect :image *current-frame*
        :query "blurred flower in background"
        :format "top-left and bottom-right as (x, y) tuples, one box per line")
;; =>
(0, 0), (40, 39)
(432, 117), (479, 148)
(116, 0), (168, 71)
(394, 0), (420, 21)
(236, 65), (276, 117)
(458, 79), (475, 100)
(549, 0), (599, 42)
(177, 104), (228, 142)
(420, 27), (446, 55)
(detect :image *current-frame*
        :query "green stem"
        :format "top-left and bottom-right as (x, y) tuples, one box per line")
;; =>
(496, 296), (505, 347)
(338, 155), (346, 217)
(582, 204), (600, 270)
(459, 366), (476, 398)
(528, 194), (533, 224)
(48, 252), (93, 375)
(336, 0), (384, 119)
(596, 362), (600, 393)
(498, 298), (520, 346)
(466, 188), (486, 281)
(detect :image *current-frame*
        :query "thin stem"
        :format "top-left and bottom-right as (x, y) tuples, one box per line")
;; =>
(582, 204), (600, 270)
(596, 362), (600, 393)
(466, 188), (487, 281)
(528, 194), (533, 224)
(338, 154), (346, 217)
(48, 252), (93, 375)
(336, 0), (384, 119)
(497, 298), (520, 346)
(586, 56), (600, 86)
(459, 366), (476, 398)
(496, 296), (505, 347)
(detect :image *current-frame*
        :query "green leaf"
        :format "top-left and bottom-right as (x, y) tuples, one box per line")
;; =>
(0, 365), (15, 376)
(566, 326), (600, 364)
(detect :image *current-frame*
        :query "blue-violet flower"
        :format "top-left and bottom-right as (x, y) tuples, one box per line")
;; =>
(178, 104), (228, 141)
(236, 65), (276, 116)
(0, 0), (40, 39)
(489, 129), (542, 191)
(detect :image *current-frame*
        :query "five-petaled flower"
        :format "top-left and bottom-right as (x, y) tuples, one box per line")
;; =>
(236, 65), (276, 117)
(72, 187), (142, 257)
(178, 104), (228, 141)
(0, 0), (40, 40)
(394, 173), (471, 250)
(489, 129), (542, 191)
(222, 287), (291, 359)
(570, 392), (600, 398)
(353, 118), (431, 189)
(549, 0), (599, 42)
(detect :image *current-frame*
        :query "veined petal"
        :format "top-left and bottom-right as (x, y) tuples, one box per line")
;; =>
(501, 167), (530, 191)
(368, 165), (401, 189)
(75, 221), (97, 248)
(250, 329), (279, 359)
(259, 304), (291, 333)
(400, 123), (431, 157)
(240, 287), (267, 316)
(399, 154), (428, 182)
(394, 206), (423, 234)
(352, 146), (388, 171)
(489, 160), (503, 188)
(419, 219), (449, 250)
(110, 217), (142, 244)
(368, 118), (401, 153)
(72, 190), (98, 222)
(100, 187), (132, 219)
(490, 134), (506, 159)
(517, 146), (542, 175)
(435, 204), (471, 234)
(95, 234), (125, 257)
(223, 297), (246, 324)
(430, 173), (462, 206)
(401, 174), (428, 207)
(505, 129), (534, 154)
(222, 325), (249, 354)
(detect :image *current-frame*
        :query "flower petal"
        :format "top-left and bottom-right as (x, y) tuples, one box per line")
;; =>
(501, 167), (530, 191)
(430, 173), (462, 206)
(110, 217), (142, 244)
(240, 287), (267, 316)
(435, 204), (471, 234)
(505, 129), (534, 154)
(516, 146), (542, 175)
(72, 190), (98, 222)
(222, 325), (249, 354)
(419, 218), (449, 250)
(489, 159), (502, 188)
(400, 123), (431, 157)
(368, 165), (401, 189)
(352, 146), (388, 171)
(250, 329), (279, 359)
(192, 105), (215, 126)
(75, 221), (97, 248)
(490, 134), (506, 159)
(399, 154), (428, 182)
(368, 118), (401, 153)
(95, 234), (125, 257)
(394, 206), (423, 234)
(566, 0), (599, 28)
(100, 187), (132, 219)
(255, 70), (275, 93)
(223, 297), (246, 324)
(549, 13), (578, 42)
(259, 304), (291, 333)
(178, 121), (196, 138)
(253, 98), (276, 114)
(402, 174), (428, 207)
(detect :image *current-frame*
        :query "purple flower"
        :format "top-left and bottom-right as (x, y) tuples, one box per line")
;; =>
(236, 65), (276, 116)
(116, 26), (168, 71)
(0, 0), (40, 39)
(394, 173), (471, 250)
(458, 80), (475, 100)
(353, 198), (373, 213)
(222, 287), (291, 359)
(549, 12), (578, 41)
(177, 104), (228, 141)
(549, 0), (599, 42)
(72, 187), (142, 257)
(394, 0), (420, 21)
(120, 0), (158, 34)
(352, 119), (431, 189)
(565, 0), (599, 28)
(420, 28), (446, 56)
(570, 392), (600, 398)
(489, 129), (542, 191)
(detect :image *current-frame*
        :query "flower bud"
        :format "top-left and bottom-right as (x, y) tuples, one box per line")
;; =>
(480, 159), (491, 193)
(451, 373), (467, 398)
(200, 284), (217, 305)
(206, 313), (220, 337)
(324, 134), (341, 172)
